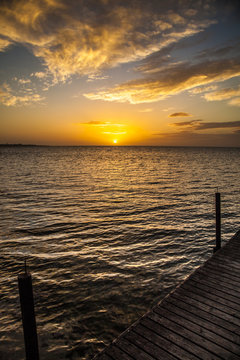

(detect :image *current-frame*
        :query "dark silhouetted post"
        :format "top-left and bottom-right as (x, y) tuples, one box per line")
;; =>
(214, 191), (221, 253)
(18, 262), (39, 360)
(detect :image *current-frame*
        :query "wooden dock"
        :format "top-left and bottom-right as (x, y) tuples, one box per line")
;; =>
(94, 230), (240, 359)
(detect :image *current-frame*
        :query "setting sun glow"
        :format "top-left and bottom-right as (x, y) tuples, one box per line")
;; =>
(0, 1), (239, 147)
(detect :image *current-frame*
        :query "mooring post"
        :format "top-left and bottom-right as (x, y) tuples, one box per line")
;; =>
(214, 191), (221, 253)
(18, 261), (39, 360)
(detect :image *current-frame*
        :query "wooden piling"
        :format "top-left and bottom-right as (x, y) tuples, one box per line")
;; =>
(214, 192), (221, 252)
(18, 265), (39, 360)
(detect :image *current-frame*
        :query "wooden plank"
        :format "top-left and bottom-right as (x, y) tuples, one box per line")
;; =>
(134, 322), (193, 360)
(213, 255), (240, 269)
(221, 241), (240, 250)
(177, 285), (240, 320)
(171, 288), (240, 329)
(95, 231), (240, 359)
(191, 273), (240, 300)
(165, 294), (240, 337)
(160, 298), (240, 348)
(182, 280), (240, 312)
(144, 312), (209, 359)
(168, 293), (240, 335)
(96, 353), (113, 360)
(194, 261), (240, 279)
(206, 261), (240, 278)
(197, 266), (240, 286)
(195, 267), (240, 292)
(127, 327), (178, 360)
(158, 302), (240, 356)
(188, 272), (240, 300)
(138, 318), (201, 360)
(116, 337), (154, 360)
(195, 263), (240, 282)
(147, 310), (223, 359)
(105, 344), (134, 360)
(187, 278), (240, 306)
(204, 262), (240, 280)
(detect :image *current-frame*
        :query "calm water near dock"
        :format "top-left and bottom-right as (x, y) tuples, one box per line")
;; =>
(0, 145), (239, 359)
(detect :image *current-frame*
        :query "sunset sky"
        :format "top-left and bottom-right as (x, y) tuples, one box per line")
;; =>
(0, 0), (240, 146)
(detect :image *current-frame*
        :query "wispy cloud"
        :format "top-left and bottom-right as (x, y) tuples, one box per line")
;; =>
(102, 131), (127, 135)
(80, 121), (125, 127)
(87, 74), (110, 82)
(0, 0), (220, 81)
(169, 112), (191, 117)
(163, 107), (174, 112)
(197, 121), (240, 130)
(80, 121), (108, 126)
(18, 78), (31, 85)
(204, 87), (240, 101)
(228, 97), (240, 107)
(171, 120), (201, 127)
(138, 108), (153, 113)
(189, 85), (217, 94)
(200, 84), (240, 107)
(31, 72), (48, 79)
(0, 83), (45, 106)
(78, 121), (127, 136)
(195, 40), (240, 60)
(171, 120), (240, 131)
(85, 57), (240, 104)
(0, 37), (12, 51)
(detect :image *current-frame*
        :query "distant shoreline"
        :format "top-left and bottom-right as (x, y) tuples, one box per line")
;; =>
(0, 144), (40, 147)
(0, 144), (239, 149)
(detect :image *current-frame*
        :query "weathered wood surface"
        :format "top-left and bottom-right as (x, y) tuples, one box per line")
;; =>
(94, 230), (240, 359)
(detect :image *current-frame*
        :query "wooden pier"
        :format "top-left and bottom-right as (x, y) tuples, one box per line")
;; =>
(94, 230), (240, 359)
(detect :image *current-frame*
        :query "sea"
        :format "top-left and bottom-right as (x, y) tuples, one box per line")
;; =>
(0, 145), (239, 360)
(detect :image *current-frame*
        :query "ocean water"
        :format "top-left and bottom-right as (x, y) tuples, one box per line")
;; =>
(0, 145), (239, 360)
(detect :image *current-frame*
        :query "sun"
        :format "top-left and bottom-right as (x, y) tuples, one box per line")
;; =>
(113, 139), (118, 144)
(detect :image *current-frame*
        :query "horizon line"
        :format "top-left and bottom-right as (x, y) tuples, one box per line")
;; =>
(1, 144), (239, 149)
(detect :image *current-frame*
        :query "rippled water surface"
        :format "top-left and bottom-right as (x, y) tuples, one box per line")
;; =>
(0, 146), (239, 359)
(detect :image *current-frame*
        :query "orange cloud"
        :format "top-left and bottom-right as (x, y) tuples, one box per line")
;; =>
(0, 38), (12, 51)
(169, 112), (191, 117)
(138, 108), (153, 113)
(189, 85), (217, 94)
(0, 83), (44, 106)
(228, 97), (240, 107)
(171, 120), (240, 131)
(204, 87), (240, 100)
(80, 121), (109, 126)
(85, 58), (240, 104)
(80, 121), (125, 128)
(0, 0), (216, 81)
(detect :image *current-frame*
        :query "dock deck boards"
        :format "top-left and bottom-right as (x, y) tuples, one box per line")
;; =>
(94, 231), (240, 359)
